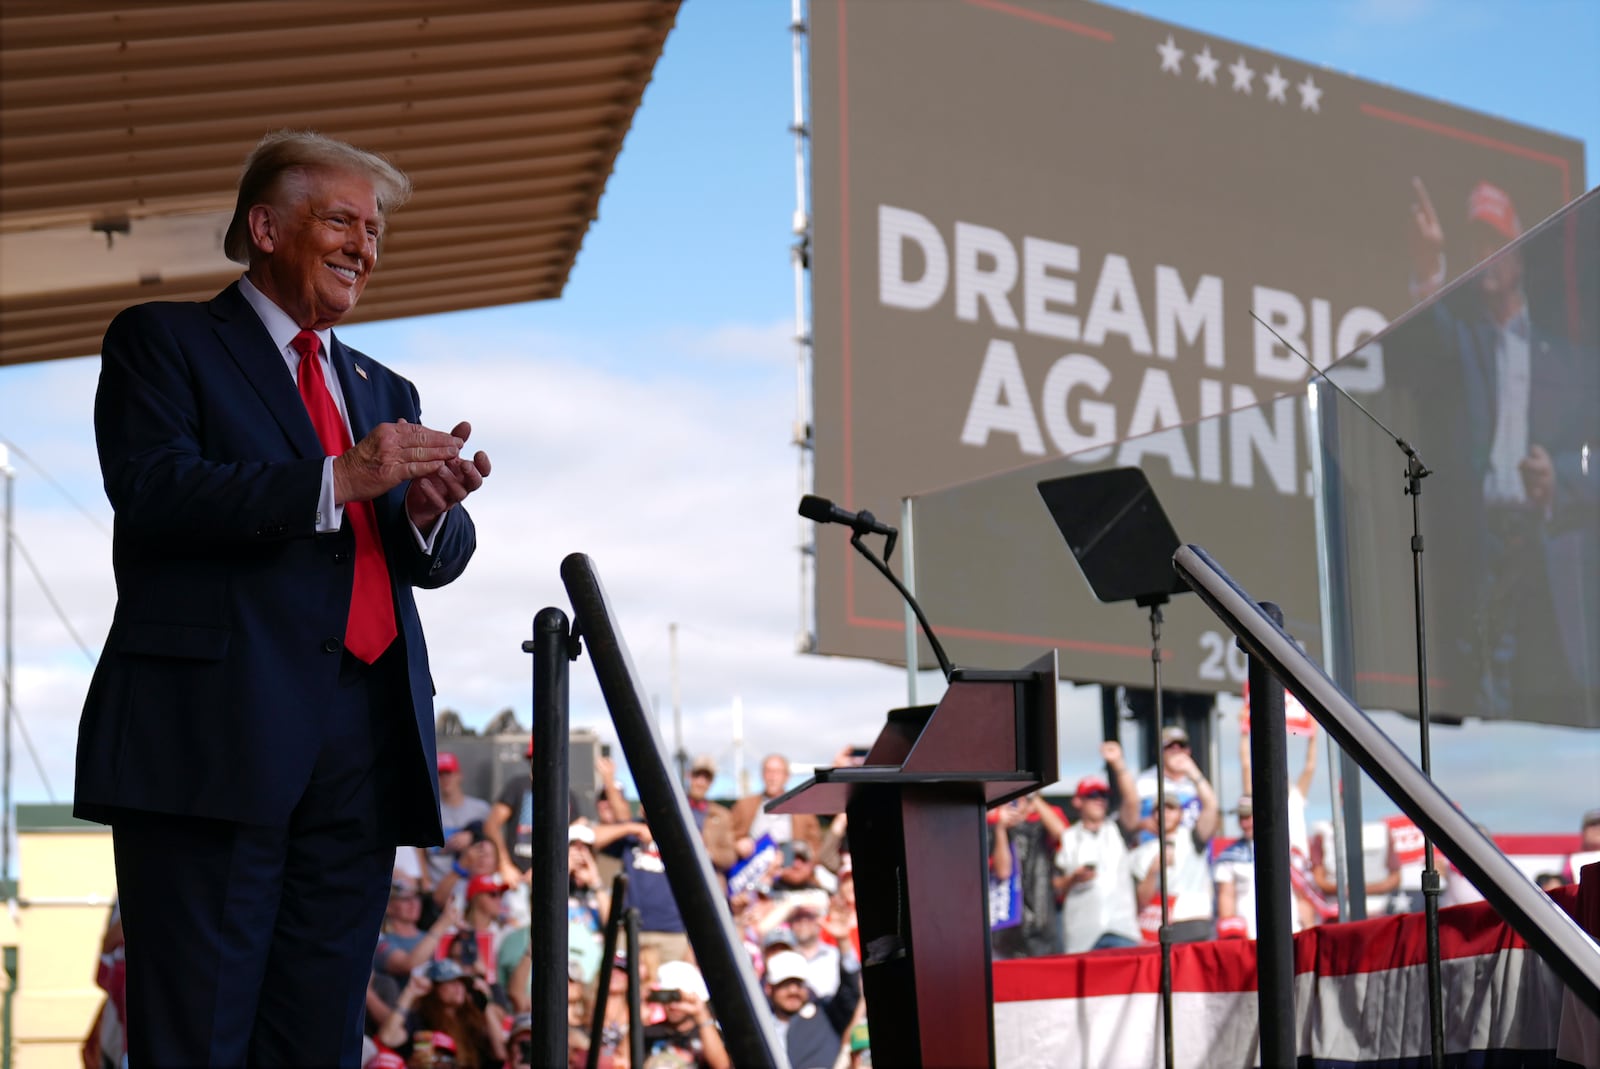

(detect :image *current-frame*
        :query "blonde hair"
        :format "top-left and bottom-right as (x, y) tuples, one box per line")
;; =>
(223, 130), (411, 264)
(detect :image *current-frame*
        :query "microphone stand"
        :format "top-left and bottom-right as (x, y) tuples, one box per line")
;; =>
(1252, 312), (1444, 1067)
(1406, 449), (1446, 1069)
(848, 527), (954, 681)
(1139, 593), (1176, 1069)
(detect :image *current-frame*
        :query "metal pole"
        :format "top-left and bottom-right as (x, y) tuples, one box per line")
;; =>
(902, 497), (918, 705)
(1147, 601), (1175, 1069)
(529, 607), (572, 1069)
(1308, 378), (1366, 920)
(669, 622), (686, 786)
(1244, 603), (1295, 1067)
(1408, 458), (1445, 1069)
(2, 450), (13, 893)
(790, 0), (817, 657)
(625, 908), (645, 1069)
(584, 874), (630, 1069)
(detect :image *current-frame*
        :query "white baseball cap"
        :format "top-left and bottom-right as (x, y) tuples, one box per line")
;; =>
(765, 950), (809, 987)
(655, 960), (709, 1001)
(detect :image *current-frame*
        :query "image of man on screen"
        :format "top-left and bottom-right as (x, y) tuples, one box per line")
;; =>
(1403, 178), (1598, 724)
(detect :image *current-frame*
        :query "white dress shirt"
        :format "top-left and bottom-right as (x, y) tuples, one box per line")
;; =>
(238, 275), (440, 550)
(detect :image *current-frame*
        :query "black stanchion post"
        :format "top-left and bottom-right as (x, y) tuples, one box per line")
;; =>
(584, 874), (629, 1069)
(625, 908), (645, 1069)
(1243, 602), (1295, 1067)
(530, 607), (572, 1069)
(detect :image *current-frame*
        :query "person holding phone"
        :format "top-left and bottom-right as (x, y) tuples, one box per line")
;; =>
(506, 1014), (533, 1069)
(378, 959), (507, 1067)
(640, 961), (730, 1069)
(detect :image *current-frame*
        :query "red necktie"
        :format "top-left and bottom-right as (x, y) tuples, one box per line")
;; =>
(292, 330), (397, 664)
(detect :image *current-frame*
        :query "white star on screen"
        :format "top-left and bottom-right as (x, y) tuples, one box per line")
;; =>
(1157, 34), (1184, 74)
(1228, 55), (1255, 94)
(1193, 45), (1220, 84)
(1263, 66), (1289, 103)
(1297, 74), (1323, 112)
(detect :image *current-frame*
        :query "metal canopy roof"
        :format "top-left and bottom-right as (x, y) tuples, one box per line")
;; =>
(0, 0), (680, 367)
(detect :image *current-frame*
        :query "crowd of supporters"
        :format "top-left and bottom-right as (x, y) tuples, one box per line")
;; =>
(82, 720), (1597, 1069)
(554, 715), (1596, 1069)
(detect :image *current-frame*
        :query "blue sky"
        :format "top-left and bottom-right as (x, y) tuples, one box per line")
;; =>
(1, 0), (1597, 841)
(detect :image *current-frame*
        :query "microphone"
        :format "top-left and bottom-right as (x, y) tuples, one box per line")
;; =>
(798, 494), (897, 538)
(798, 493), (954, 680)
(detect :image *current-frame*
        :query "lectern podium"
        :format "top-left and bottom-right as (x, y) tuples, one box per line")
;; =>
(769, 652), (1058, 1069)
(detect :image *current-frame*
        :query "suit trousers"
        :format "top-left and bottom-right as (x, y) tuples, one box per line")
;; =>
(112, 646), (407, 1068)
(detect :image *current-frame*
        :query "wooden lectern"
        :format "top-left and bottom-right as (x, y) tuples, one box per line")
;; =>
(769, 652), (1058, 1069)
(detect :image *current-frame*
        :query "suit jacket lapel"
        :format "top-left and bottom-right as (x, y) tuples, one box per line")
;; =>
(328, 333), (375, 441)
(208, 283), (323, 459)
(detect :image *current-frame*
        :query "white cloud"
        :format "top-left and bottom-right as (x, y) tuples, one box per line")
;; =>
(4, 317), (1595, 833)
(0, 318), (959, 805)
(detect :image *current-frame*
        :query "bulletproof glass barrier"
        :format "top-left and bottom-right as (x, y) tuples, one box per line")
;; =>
(903, 383), (1327, 696)
(1313, 186), (1600, 730)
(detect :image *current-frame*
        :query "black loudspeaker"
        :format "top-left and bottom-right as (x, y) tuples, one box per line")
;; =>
(1037, 467), (1187, 607)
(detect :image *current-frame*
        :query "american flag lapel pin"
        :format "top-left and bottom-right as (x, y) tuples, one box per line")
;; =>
(354, 362), (368, 380)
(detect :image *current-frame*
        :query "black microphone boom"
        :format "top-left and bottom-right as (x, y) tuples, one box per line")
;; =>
(798, 494), (953, 681)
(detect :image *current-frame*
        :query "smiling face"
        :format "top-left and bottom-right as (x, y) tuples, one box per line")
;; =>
(246, 166), (383, 329)
(769, 977), (807, 1016)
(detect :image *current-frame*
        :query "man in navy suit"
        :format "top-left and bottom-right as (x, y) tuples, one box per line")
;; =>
(1403, 179), (1598, 724)
(74, 130), (492, 1067)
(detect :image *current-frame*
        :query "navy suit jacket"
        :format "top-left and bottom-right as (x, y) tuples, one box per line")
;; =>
(1410, 300), (1600, 722)
(74, 283), (474, 844)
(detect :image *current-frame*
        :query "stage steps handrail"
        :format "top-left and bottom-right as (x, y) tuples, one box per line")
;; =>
(558, 552), (787, 1069)
(1173, 542), (1600, 1016)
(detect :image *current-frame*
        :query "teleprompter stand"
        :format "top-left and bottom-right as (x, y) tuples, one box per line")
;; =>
(768, 652), (1059, 1069)
(1037, 467), (1194, 1069)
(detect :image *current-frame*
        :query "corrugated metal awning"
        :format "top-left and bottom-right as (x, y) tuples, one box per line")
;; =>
(0, 0), (680, 367)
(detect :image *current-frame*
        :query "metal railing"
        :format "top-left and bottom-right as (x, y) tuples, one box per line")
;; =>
(532, 553), (785, 1069)
(1173, 543), (1600, 1022)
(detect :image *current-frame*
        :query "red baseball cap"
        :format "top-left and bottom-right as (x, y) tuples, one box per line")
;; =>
(437, 752), (460, 773)
(1075, 775), (1110, 797)
(429, 1030), (458, 1054)
(466, 874), (506, 901)
(1467, 181), (1520, 241)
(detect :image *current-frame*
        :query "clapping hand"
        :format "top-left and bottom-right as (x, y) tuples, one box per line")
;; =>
(404, 420), (490, 531)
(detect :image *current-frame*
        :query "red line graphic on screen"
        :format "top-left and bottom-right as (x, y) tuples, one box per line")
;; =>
(962, 0), (1115, 42)
(1360, 103), (1572, 202)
